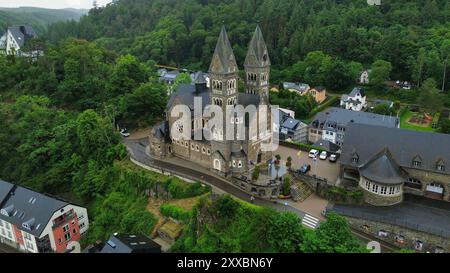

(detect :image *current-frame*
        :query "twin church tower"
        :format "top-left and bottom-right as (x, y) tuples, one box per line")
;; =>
(149, 25), (274, 180)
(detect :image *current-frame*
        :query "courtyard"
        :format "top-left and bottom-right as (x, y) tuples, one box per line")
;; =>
(275, 144), (340, 185)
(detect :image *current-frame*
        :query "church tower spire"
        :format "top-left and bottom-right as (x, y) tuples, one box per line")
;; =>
(208, 26), (240, 176)
(209, 26), (238, 75)
(244, 25), (270, 102)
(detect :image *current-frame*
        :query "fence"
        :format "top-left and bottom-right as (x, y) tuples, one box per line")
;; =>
(328, 206), (450, 239)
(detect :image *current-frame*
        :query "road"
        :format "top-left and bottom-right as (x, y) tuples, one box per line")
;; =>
(124, 137), (399, 253)
(125, 138), (306, 218)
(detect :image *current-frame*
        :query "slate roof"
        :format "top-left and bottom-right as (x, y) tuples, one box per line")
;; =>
(0, 179), (69, 237)
(341, 123), (450, 175)
(313, 140), (341, 153)
(167, 84), (260, 112)
(359, 148), (405, 184)
(209, 26), (238, 74)
(152, 121), (171, 142)
(8, 26), (36, 47)
(283, 82), (310, 92)
(348, 87), (365, 98)
(309, 107), (399, 131)
(100, 234), (161, 253)
(244, 25), (270, 67)
(281, 118), (300, 130)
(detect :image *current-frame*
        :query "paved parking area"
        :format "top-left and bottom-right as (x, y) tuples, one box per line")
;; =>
(275, 145), (340, 184)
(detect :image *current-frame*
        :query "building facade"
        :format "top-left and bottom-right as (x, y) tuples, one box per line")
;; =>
(279, 117), (308, 143)
(308, 107), (399, 147)
(340, 123), (450, 206)
(0, 26), (37, 56)
(283, 82), (326, 104)
(149, 25), (274, 180)
(340, 87), (367, 111)
(0, 180), (89, 253)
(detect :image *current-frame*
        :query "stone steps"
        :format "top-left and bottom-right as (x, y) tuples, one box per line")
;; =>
(291, 181), (313, 202)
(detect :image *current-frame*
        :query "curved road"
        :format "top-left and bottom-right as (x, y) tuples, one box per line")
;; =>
(124, 137), (399, 253)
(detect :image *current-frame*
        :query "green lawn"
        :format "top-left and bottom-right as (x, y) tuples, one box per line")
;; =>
(399, 109), (437, 132)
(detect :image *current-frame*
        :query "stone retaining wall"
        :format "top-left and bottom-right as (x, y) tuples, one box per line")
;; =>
(344, 216), (449, 253)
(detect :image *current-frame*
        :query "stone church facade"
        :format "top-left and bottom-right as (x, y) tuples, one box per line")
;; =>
(149, 26), (274, 180)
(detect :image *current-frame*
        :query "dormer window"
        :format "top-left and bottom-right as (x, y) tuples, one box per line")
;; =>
(351, 153), (359, 164)
(436, 160), (445, 171)
(412, 155), (422, 168)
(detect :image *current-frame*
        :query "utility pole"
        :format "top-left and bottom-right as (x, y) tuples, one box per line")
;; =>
(442, 56), (447, 93)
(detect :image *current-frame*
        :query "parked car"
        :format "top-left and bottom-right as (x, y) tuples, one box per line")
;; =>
(308, 149), (319, 158)
(319, 151), (328, 160)
(299, 164), (311, 174)
(329, 154), (339, 163)
(120, 128), (131, 137)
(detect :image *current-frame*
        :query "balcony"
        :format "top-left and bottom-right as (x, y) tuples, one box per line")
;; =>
(52, 211), (75, 229)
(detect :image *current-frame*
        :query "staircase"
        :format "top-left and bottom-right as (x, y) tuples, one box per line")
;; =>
(290, 181), (313, 202)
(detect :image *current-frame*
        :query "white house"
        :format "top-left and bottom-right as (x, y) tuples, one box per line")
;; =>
(359, 70), (370, 84)
(0, 26), (38, 56)
(340, 87), (367, 111)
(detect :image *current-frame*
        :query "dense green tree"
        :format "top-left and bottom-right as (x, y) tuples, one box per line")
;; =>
(301, 213), (366, 253)
(370, 60), (392, 88)
(267, 212), (304, 253)
(418, 78), (444, 113)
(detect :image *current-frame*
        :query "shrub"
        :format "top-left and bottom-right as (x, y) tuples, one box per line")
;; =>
(160, 204), (192, 222)
(164, 179), (211, 199)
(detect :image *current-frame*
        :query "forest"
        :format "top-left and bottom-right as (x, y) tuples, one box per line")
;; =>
(0, 0), (449, 251)
(0, 7), (86, 34)
(44, 0), (450, 92)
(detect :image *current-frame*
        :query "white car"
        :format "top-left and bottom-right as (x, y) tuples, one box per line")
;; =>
(319, 151), (328, 160)
(120, 128), (131, 137)
(308, 149), (319, 158)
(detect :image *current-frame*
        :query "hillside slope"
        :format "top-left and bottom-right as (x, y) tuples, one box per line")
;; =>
(0, 7), (88, 34)
(43, 0), (450, 82)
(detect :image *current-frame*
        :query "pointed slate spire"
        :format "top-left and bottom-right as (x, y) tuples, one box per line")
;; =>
(245, 25), (270, 67)
(209, 26), (238, 74)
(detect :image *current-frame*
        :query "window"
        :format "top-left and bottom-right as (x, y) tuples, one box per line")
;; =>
(365, 181), (370, 190)
(58, 238), (62, 244)
(232, 160), (236, 167)
(372, 184), (378, 193)
(64, 232), (71, 242)
(207, 149), (211, 155)
(79, 222), (85, 229)
(381, 186), (387, 195)
(412, 155), (422, 167)
(389, 187), (395, 195)
(195, 145), (199, 152)
(63, 224), (70, 233)
(352, 153), (359, 164)
(436, 160), (445, 171)
(191, 144), (195, 150)
(238, 161), (243, 168)
(202, 147), (206, 154)
(73, 229), (77, 234)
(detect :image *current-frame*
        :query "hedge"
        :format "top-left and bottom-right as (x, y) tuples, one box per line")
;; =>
(164, 179), (211, 199)
(308, 95), (339, 118)
(160, 204), (192, 222)
(280, 141), (326, 152)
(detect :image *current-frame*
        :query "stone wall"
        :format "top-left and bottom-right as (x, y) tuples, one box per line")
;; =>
(405, 167), (450, 201)
(344, 216), (450, 253)
(363, 190), (403, 206)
